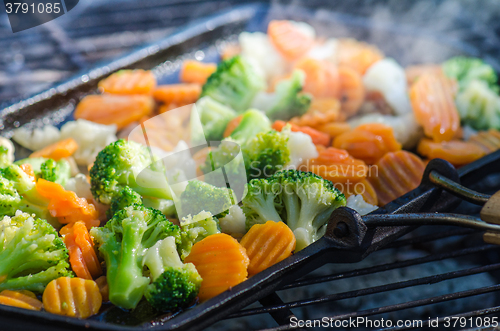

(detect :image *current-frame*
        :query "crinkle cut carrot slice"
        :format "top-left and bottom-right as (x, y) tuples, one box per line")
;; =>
(98, 69), (157, 95)
(240, 221), (295, 275)
(417, 138), (486, 167)
(184, 233), (249, 302)
(268, 20), (315, 61)
(367, 151), (425, 206)
(409, 71), (459, 142)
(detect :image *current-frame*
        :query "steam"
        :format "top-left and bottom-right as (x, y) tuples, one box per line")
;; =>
(264, 0), (500, 70)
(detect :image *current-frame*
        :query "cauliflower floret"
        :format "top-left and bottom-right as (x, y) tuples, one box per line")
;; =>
(363, 58), (412, 116)
(219, 204), (246, 234)
(239, 31), (287, 83)
(346, 195), (378, 216)
(349, 112), (423, 149)
(64, 173), (93, 201)
(0, 137), (15, 165)
(286, 131), (318, 169)
(12, 125), (61, 151)
(60, 119), (117, 166)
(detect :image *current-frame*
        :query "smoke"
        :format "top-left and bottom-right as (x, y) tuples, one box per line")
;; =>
(263, 0), (500, 70)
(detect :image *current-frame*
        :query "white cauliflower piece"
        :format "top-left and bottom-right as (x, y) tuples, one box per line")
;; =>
(349, 112), (423, 149)
(12, 125), (61, 151)
(219, 205), (246, 234)
(60, 119), (117, 166)
(286, 130), (318, 169)
(363, 58), (412, 115)
(346, 195), (378, 216)
(239, 31), (287, 83)
(0, 137), (15, 165)
(64, 173), (93, 201)
(307, 39), (338, 61)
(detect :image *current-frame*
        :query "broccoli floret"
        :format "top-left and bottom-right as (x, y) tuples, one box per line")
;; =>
(91, 204), (181, 309)
(90, 139), (173, 205)
(242, 170), (346, 251)
(14, 157), (71, 186)
(455, 80), (500, 130)
(228, 109), (271, 145)
(14, 157), (46, 174)
(243, 129), (290, 180)
(0, 211), (72, 293)
(178, 211), (220, 260)
(201, 55), (266, 112)
(194, 96), (237, 142)
(252, 70), (311, 121)
(0, 138), (14, 168)
(0, 146), (10, 168)
(40, 159), (71, 186)
(108, 186), (143, 218)
(143, 236), (202, 311)
(443, 56), (498, 91)
(0, 165), (59, 227)
(179, 180), (236, 219)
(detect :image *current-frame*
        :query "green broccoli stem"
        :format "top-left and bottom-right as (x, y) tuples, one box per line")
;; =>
(249, 195), (283, 224)
(129, 168), (173, 201)
(0, 262), (69, 293)
(104, 220), (150, 310)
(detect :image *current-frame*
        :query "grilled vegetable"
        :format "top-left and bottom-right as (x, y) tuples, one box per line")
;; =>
(242, 170), (346, 251)
(240, 221), (296, 275)
(0, 211), (72, 293)
(200, 55), (266, 112)
(184, 233), (249, 302)
(98, 69), (157, 95)
(43, 277), (102, 318)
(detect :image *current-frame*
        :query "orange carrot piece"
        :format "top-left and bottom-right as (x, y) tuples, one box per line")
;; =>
(184, 233), (249, 302)
(98, 69), (157, 95)
(417, 138), (486, 167)
(43, 277), (102, 318)
(223, 115), (243, 138)
(341, 178), (378, 206)
(409, 71), (459, 142)
(367, 151), (425, 206)
(316, 122), (352, 139)
(337, 39), (384, 75)
(153, 84), (201, 106)
(289, 98), (342, 128)
(307, 146), (368, 184)
(180, 60), (217, 85)
(469, 130), (500, 153)
(30, 138), (79, 160)
(338, 66), (365, 118)
(240, 221), (295, 275)
(19, 164), (36, 182)
(405, 64), (443, 86)
(294, 58), (340, 98)
(61, 221), (102, 280)
(74, 94), (154, 130)
(273, 120), (331, 147)
(268, 20), (315, 61)
(36, 179), (99, 229)
(0, 290), (42, 311)
(95, 276), (109, 302)
(333, 123), (402, 165)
